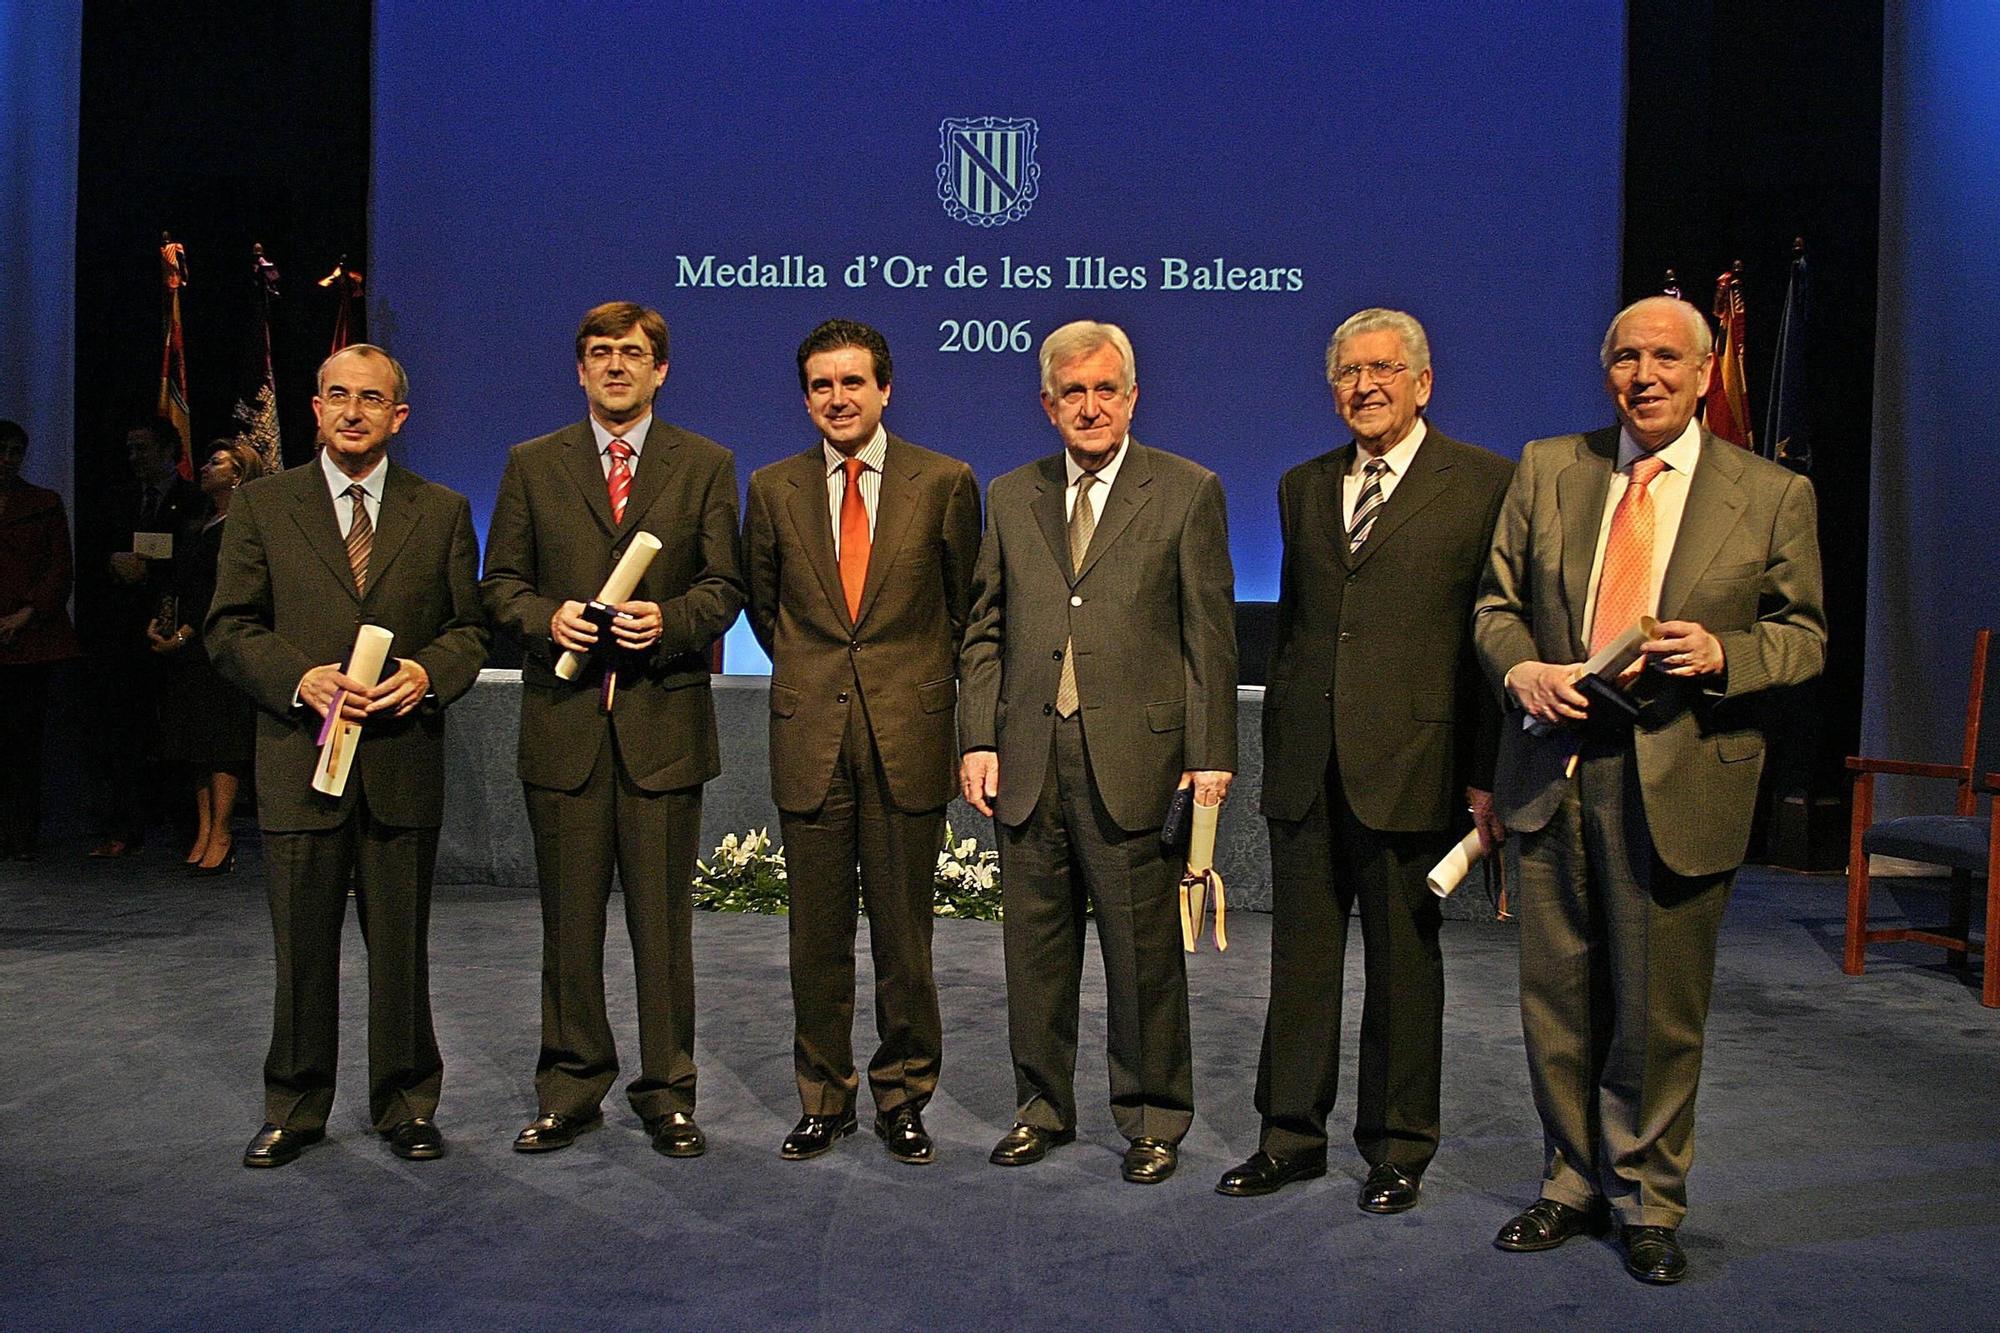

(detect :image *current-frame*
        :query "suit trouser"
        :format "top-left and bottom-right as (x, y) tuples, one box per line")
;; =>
(525, 727), (701, 1122)
(1256, 765), (1447, 1171)
(781, 695), (944, 1117)
(262, 788), (442, 1133)
(1509, 736), (1732, 1229)
(998, 713), (1193, 1144)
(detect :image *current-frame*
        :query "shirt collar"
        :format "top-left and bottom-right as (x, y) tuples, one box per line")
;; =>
(1064, 435), (1131, 490)
(320, 447), (388, 505)
(822, 425), (888, 476)
(1351, 417), (1428, 476)
(1617, 417), (1702, 475)
(591, 412), (652, 457)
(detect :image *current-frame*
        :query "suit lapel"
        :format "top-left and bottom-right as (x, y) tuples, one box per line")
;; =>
(290, 461), (361, 603)
(561, 422), (619, 537)
(619, 418), (678, 535)
(1347, 434), (1453, 572)
(1558, 430), (1619, 654)
(1031, 454), (1071, 581)
(855, 436), (922, 627)
(1658, 430), (1749, 620)
(785, 446), (852, 631)
(1074, 439), (1153, 584)
(358, 462), (421, 602)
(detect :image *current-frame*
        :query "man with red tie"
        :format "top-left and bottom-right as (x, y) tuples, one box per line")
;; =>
(482, 302), (745, 1158)
(744, 320), (981, 1162)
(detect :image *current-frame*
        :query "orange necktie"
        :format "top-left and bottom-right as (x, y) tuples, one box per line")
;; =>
(1590, 454), (1667, 654)
(838, 456), (870, 621)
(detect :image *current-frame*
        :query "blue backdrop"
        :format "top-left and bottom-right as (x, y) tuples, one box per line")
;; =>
(370, 0), (1624, 671)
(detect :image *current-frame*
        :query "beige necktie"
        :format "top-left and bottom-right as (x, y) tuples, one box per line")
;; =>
(1054, 474), (1097, 718)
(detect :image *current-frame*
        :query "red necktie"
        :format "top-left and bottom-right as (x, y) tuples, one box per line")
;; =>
(607, 438), (633, 525)
(1590, 454), (1667, 654)
(838, 456), (871, 621)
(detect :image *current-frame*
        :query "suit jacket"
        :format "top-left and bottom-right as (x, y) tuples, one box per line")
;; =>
(745, 433), (981, 814)
(959, 439), (1238, 832)
(1261, 428), (1513, 831)
(83, 475), (203, 652)
(481, 416), (746, 793)
(205, 458), (490, 833)
(1473, 426), (1827, 877)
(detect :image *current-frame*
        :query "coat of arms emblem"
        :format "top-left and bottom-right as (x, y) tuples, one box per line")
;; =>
(937, 117), (1040, 227)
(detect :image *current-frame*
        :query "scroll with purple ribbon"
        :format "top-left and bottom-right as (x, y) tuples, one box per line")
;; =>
(1179, 795), (1228, 953)
(311, 624), (394, 797)
(555, 531), (662, 683)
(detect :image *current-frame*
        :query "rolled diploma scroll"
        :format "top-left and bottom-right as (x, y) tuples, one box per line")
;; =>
(1426, 828), (1486, 899)
(1180, 796), (1228, 952)
(310, 624), (395, 797)
(555, 531), (664, 682)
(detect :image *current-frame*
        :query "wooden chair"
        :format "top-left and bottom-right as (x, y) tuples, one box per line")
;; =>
(1844, 628), (2000, 1007)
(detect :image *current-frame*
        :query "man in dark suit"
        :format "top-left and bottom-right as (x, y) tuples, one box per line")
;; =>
(482, 302), (745, 1158)
(1216, 309), (1512, 1211)
(744, 320), (981, 1164)
(1474, 295), (1825, 1283)
(207, 344), (489, 1167)
(960, 320), (1237, 1185)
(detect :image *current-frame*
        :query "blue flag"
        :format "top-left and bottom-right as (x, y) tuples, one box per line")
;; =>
(1764, 243), (1811, 472)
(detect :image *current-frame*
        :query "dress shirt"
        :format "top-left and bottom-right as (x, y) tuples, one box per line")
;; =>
(320, 448), (386, 539)
(589, 412), (652, 479)
(1341, 418), (1429, 528)
(1063, 436), (1131, 519)
(1580, 420), (1701, 648)
(823, 425), (887, 559)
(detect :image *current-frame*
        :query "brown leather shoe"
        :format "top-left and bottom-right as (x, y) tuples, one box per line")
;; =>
(646, 1111), (707, 1158)
(1494, 1198), (1605, 1252)
(1358, 1162), (1421, 1214)
(989, 1122), (1074, 1166)
(1215, 1150), (1327, 1197)
(243, 1122), (324, 1168)
(1622, 1226), (1688, 1284)
(512, 1110), (602, 1153)
(1121, 1137), (1178, 1185)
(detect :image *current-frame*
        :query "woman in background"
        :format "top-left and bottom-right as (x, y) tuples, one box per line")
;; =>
(0, 419), (83, 860)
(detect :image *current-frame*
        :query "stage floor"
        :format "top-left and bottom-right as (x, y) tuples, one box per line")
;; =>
(3, 848), (1994, 1329)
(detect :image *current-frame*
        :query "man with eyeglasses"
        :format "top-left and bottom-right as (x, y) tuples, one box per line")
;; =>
(481, 301), (745, 1158)
(208, 344), (490, 1167)
(1474, 296), (1824, 1282)
(1217, 308), (1512, 1213)
(959, 320), (1237, 1185)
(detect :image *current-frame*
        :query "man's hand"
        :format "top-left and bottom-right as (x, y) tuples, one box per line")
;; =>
(960, 751), (1000, 818)
(1643, 619), (1725, 678)
(365, 658), (432, 717)
(1507, 660), (1590, 725)
(1468, 786), (1505, 854)
(0, 606), (31, 645)
(1180, 770), (1233, 807)
(298, 663), (372, 723)
(608, 600), (662, 652)
(109, 552), (146, 584)
(145, 617), (189, 655)
(550, 600), (598, 654)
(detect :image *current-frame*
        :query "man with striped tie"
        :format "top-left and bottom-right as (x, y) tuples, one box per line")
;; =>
(1474, 296), (1825, 1282)
(1217, 309), (1512, 1211)
(482, 303), (745, 1158)
(208, 344), (490, 1167)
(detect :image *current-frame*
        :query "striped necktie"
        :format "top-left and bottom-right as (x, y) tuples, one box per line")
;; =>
(344, 483), (372, 594)
(1054, 473), (1097, 718)
(607, 438), (634, 525)
(1348, 457), (1389, 552)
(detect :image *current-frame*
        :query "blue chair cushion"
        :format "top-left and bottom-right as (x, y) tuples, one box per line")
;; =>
(1862, 815), (1991, 873)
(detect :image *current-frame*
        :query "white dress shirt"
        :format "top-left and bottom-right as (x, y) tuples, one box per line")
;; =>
(1063, 435), (1130, 520)
(1341, 417), (1429, 528)
(823, 425), (887, 559)
(1580, 419), (1702, 647)
(319, 448), (386, 539)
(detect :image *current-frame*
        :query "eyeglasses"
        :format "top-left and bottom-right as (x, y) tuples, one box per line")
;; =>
(584, 345), (658, 366)
(1331, 360), (1409, 388)
(320, 387), (397, 414)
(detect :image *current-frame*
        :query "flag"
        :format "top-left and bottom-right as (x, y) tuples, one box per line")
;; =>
(157, 234), (193, 477)
(1703, 264), (1755, 449)
(319, 257), (364, 353)
(234, 242), (283, 473)
(1763, 240), (1811, 472)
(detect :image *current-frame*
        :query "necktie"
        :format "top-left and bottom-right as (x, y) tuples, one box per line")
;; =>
(606, 438), (634, 525)
(344, 483), (373, 594)
(838, 455), (871, 621)
(1589, 454), (1668, 654)
(1054, 474), (1098, 718)
(1348, 457), (1388, 552)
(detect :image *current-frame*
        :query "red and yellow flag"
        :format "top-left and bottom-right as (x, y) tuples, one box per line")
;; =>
(158, 235), (193, 477)
(1704, 266), (1755, 450)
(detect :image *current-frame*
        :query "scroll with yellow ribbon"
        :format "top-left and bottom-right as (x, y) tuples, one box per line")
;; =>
(310, 624), (394, 797)
(1179, 795), (1227, 953)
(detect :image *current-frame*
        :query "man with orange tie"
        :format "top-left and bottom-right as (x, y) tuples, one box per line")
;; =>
(744, 320), (981, 1163)
(482, 302), (745, 1158)
(1473, 295), (1824, 1283)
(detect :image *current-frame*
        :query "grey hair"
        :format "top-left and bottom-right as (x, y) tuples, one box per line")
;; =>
(1326, 308), (1431, 382)
(317, 343), (411, 404)
(1038, 320), (1136, 398)
(1599, 295), (1713, 368)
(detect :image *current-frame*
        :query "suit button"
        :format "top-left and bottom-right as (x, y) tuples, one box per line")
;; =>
(1043, 703), (1054, 715)
(837, 692), (849, 703)
(1070, 595), (1082, 607)
(849, 641), (860, 652)
(1052, 649), (1064, 660)
(1323, 690), (1332, 701)
(1339, 631), (1353, 642)
(1347, 573), (1358, 583)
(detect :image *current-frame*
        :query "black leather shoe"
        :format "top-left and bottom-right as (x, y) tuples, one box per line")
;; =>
(646, 1111), (707, 1158)
(1122, 1137), (1178, 1185)
(1215, 1150), (1327, 1197)
(385, 1118), (444, 1161)
(874, 1107), (934, 1165)
(1494, 1198), (1604, 1252)
(989, 1122), (1075, 1166)
(1359, 1162), (1421, 1214)
(513, 1110), (602, 1153)
(243, 1122), (324, 1168)
(781, 1111), (857, 1160)
(1622, 1226), (1689, 1284)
